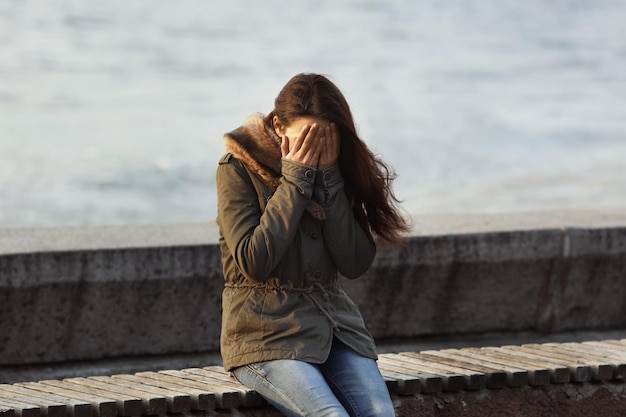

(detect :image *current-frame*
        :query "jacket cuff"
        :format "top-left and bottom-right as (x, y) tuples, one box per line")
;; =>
(281, 158), (317, 197)
(314, 164), (344, 203)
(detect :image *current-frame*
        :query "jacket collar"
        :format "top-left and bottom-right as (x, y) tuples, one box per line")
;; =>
(224, 113), (282, 191)
(223, 113), (326, 221)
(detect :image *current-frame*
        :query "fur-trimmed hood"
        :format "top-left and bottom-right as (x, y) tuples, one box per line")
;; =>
(223, 113), (282, 191)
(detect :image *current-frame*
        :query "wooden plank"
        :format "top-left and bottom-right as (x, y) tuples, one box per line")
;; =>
(36, 382), (118, 417)
(0, 385), (67, 417)
(122, 376), (205, 411)
(521, 344), (614, 381)
(59, 380), (140, 417)
(0, 406), (15, 417)
(596, 340), (626, 349)
(419, 350), (508, 389)
(73, 378), (165, 416)
(196, 367), (264, 406)
(380, 355), (465, 392)
(442, 349), (530, 387)
(377, 356), (444, 393)
(157, 371), (239, 409)
(400, 353), (486, 390)
(18, 382), (115, 417)
(179, 368), (263, 407)
(501, 346), (591, 382)
(0, 397), (40, 417)
(134, 372), (215, 410)
(105, 376), (190, 414)
(378, 353), (465, 392)
(13, 383), (92, 417)
(379, 355), (461, 392)
(581, 341), (626, 362)
(460, 348), (551, 386)
(477, 347), (570, 384)
(127, 374), (212, 410)
(552, 343), (626, 379)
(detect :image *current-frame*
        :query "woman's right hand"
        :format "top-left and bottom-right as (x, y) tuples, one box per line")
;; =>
(281, 124), (324, 168)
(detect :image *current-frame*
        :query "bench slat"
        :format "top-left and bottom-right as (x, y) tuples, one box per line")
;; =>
(157, 370), (239, 409)
(500, 346), (591, 382)
(34, 382), (116, 417)
(134, 372), (216, 410)
(0, 385), (66, 417)
(0, 396), (40, 417)
(418, 350), (509, 389)
(12, 383), (92, 417)
(441, 349), (530, 387)
(69, 378), (165, 416)
(107, 375), (190, 414)
(460, 348), (551, 386)
(180, 368), (263, 408)
(521, 344), (614, 380)
(377, 356), (444, 393)
(549, 343), (626, 379)
(382, 354), (466, 392)
(399, 353), (487, 390)
(477, 348), (570, 383)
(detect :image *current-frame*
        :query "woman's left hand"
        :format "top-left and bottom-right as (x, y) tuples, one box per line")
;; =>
(318, 123), (340, 170)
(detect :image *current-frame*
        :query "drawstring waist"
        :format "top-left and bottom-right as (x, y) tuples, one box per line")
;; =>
(294, 282), (340, 332)
(225, 281), (340, 331)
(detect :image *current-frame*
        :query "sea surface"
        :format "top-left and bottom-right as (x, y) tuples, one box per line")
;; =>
(1, 0), (625, 229)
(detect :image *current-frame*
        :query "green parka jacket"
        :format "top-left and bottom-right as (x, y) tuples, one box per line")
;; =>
(216, 114), (378, 372)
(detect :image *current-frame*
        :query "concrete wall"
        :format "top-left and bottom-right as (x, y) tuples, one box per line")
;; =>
(1, 210), (625, 369)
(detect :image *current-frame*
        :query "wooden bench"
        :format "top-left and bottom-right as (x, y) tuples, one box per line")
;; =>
(1, 339), (625, 417)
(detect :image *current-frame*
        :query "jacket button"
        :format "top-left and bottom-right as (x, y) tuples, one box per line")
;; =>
(314, 271), (322, 279)
(311, 231), (320, 239)
(324, 172), (331, 181)
(305, 170), (314, 179)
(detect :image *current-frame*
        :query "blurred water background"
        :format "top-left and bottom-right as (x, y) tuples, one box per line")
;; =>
(1, 0), (625, 229)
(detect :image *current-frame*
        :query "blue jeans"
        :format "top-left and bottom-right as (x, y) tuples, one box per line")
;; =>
(232, 339), (395, 417)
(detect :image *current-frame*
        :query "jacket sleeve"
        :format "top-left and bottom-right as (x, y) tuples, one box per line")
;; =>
(315, 165), (377, 279)
(217, 155), (316, 282)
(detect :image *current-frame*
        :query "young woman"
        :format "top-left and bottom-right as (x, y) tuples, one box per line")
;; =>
(216, 73), (409, 417)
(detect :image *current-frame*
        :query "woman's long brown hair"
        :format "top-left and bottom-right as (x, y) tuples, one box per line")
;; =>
(265, 73), (411, 246)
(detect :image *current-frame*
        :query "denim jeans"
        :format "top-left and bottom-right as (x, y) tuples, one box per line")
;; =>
(232, 339), (395, 417)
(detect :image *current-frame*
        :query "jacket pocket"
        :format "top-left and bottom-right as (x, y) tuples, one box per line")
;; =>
(229, 289), (265, 342)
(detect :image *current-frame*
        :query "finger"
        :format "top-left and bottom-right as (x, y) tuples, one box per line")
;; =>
(298, 123), (318, 155)
(320, 126), (331, 159)
(292, 124), (311, 153)
(301, 131), (324, 167)
(312, 134), (326, 161)
(329, 123), (338, 144)
(301, 136), (322, 167)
